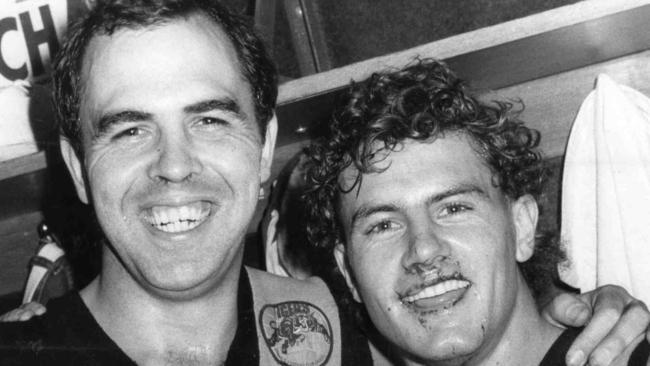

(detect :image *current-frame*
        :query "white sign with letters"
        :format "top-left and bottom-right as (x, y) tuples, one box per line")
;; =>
(0, 0), (90, 85)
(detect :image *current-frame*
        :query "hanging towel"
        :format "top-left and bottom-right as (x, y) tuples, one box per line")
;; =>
(560, 74), (650, 304)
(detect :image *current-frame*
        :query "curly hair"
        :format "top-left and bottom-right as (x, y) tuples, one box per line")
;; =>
(304, 58), (562, 299)
(54, 0), (277, 155)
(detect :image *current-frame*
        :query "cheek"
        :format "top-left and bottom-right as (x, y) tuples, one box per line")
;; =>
(86, 158), (124, 198)
(201, 142), (263, 177)
(460, 235), (519, 304)
(349, 246), (399, 301)
(457, 226), (513, 262)
(212, 154), (262, 200)
(84, 150), (148, 213)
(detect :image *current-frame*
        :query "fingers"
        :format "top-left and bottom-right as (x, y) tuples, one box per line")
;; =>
(0, 302), (47, 322)
(0, 309), (24, 322)
(565, 290), (622, 366)
(20, 302), (46, 319)
(541, 292), (591, 328)
(566, 286), (650, 366)
(584, 299), (649, 366)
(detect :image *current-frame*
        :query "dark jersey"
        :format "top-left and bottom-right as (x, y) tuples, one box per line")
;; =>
(0, 267), (373, 366)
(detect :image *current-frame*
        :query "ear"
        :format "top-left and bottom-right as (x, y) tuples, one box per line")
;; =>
(260, 114), (278, 183)
(60, 137), (89, 204)
(333, 243), (362, 302)
(511, 194), (539, 263)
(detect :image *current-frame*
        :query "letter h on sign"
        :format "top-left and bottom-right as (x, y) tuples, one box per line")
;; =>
(0, 5), (59, 81)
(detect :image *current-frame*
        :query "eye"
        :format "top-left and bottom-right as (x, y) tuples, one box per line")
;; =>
(366, 220), (400, 235)
(197, 117), (229, 126)
(440, 203), (472, 217)
(112, 127), (144, 141)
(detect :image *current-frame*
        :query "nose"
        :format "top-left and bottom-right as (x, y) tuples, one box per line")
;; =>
(148, 132), (202, 183)
(401, 219), (449, 275)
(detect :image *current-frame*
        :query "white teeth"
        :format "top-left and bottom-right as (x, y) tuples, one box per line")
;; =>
(403, 279), (470, 303)
(160, 210), (169, 225)
(169, 208), (179, 224)
(145, 201), (210, 233)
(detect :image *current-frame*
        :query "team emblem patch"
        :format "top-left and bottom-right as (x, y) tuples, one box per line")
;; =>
(259, 301), (333, 366)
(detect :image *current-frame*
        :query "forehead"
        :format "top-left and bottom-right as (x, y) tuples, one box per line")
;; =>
(78, 14), (252, 121)
(338, 134), (497, 207)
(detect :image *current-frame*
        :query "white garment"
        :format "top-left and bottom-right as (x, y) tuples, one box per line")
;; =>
(560, 74), (650, 304)
(0, 80), (38, 161)
(264, 208), (291, 278)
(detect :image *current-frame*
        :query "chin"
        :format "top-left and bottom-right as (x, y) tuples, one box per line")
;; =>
(144, 275), (217, 299)
(139, 262), (219, 293)
(391, 326), (483, 365)
(402, 342), (477, 366)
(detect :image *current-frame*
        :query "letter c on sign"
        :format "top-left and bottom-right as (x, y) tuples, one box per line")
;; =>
(0, 17), (28, 81)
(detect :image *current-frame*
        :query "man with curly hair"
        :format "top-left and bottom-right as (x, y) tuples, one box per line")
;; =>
(304, 58), (650, 365)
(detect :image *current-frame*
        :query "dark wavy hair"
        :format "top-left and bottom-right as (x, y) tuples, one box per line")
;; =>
(54, 0), (277, 155)
(305, 58), (562, 299)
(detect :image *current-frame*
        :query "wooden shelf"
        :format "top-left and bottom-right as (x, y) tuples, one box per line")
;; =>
(0, 151), (48, 182)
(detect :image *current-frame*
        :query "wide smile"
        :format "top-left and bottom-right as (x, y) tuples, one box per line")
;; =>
(400, 277), (471, 311)
(142, 201), (212, 234)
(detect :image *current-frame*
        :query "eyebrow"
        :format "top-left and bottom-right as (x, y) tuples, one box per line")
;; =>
(93, 98), (247, 139)
(424, 184), (488, 207)
(95, 110), (152, 137)
(349, 183), (488, 228)
(183, 98), (246, 120)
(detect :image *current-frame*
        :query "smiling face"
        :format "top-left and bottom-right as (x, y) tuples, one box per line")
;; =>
(60, 14), (276, 298)
(335, 134), (538, 364)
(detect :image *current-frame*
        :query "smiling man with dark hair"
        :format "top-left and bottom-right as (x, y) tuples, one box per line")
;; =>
(0, 1), (368, 364)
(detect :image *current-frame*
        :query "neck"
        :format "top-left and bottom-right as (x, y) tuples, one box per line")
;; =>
(80, 249), (243, 366)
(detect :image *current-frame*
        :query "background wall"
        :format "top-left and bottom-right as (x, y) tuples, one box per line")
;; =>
(316, 0), (580, 67)
(222, 0), (580, 78)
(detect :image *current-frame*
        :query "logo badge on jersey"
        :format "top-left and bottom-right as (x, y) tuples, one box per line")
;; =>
(259, 301), (333, 366)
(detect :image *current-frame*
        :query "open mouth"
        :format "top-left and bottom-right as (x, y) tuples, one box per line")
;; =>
(402, 279), (471, 303)
(400, 274), (471, 311)
(143, 201), (211, 233)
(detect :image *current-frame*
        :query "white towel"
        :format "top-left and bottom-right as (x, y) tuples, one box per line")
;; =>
(560, 74), (650, 304)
